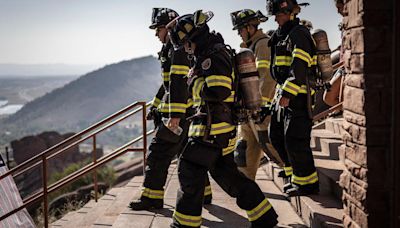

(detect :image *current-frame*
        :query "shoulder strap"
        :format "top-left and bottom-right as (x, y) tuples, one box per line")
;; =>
(251, 37), (268, 52)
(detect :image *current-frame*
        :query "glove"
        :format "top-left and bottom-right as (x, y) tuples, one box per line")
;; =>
(146, 106), (157, 120)
(257, 106), (272, 124)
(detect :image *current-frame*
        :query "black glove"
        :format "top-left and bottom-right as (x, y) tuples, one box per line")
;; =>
(257, 106), (272, 124)
(146, 106), (157, 120)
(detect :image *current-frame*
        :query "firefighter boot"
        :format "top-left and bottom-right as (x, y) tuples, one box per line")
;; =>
(129, 197), (163, 210)
(203, 194), (212, 205)
(250, 207), (279, 228)
(278, 170), (289, 178)
(283, 182), (293, 193)
(285, 182), (320, 197)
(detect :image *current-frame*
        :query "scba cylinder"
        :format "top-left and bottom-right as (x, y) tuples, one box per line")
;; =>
(312, 29), (333, 82)
(235, 48), (262, 111)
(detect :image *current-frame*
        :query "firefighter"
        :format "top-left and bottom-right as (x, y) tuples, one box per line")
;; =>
(266, 0), (319, 196)
(129, 8), (212, 211)
(167, 11), (278, 228)
(230, 9), (280, 180)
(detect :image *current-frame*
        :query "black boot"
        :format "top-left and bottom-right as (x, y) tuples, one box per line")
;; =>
(250, 208), (279, 228)
(170, 221), (200, 228)
(285, 182), (319, 197)
(277, 170), (289, 178)
(283, 182), (293, 193)
(203, 194), (212, 205)
(129, 197), (163, 210)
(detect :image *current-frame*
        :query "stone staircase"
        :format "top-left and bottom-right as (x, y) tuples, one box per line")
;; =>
(264, 116), (345, 228)
(51, 162), (306, 228)
(50, 117), (345, 228)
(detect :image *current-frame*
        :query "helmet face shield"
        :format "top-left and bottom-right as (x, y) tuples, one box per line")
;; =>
(169, 28), (185, 50)
(167, 11), (213, 50)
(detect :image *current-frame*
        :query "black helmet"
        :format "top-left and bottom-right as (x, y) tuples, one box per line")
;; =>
(230, 9), (268, 30)
(266, 0), (309, 16)
(167, 10), (213, 49)
(149, 8), (179, 29)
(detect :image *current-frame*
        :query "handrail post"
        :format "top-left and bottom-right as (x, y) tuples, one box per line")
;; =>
(92, 135), (98, 202)
(142, 103), (147, 176)
(42, 155), (48, 228)
(6, 146), (10, 169)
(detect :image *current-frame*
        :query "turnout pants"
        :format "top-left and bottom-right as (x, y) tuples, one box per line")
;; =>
(235, 116), (276, 180)
(172, 138), (278, 228)
(269, 95), (318, 187)
(141, 120), (212, 201)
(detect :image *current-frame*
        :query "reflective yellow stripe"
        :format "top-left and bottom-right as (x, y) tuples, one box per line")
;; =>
(299, 85), (316, 95)
(189, 122), (235, 137)
(246, 198), (273, 221)
(222, 136), (237, 156)
(275, 56), (293, 66)
(170, 65), (190, 75)
(282, 80), (300, 96)
(158, 102), (169, 113)
(205, 75), (232, 89)
(193, 98), (204, 107)
(283, 166), (293, 176)
(292, 171), (318, 185)
(163, 71), (170, 81)
(292, 48), (317, 67)
(193, 78), (205, 107)
(173, 211), (202, 227)
(256, 60), (271, 69)
(141, 188), (164, 199)
(223, 91), (235, 103)
(261, 96), (272, 106)
(312, 56), (317, 65)
(204, 185), (212, 196)
(169, 102), (187, 113)
(152, 97), (161, 108)
(187, 98), (194, 108)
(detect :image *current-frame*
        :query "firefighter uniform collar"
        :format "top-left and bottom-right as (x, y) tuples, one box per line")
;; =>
(195, 32), (224, 58)
(241, 29), (267, 49)
(277, 18), (300, 38)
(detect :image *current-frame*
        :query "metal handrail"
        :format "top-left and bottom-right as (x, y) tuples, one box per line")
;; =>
(0, 101), (153, 227)
(312, 61), (345, 123)
(313, 102), (343, 122)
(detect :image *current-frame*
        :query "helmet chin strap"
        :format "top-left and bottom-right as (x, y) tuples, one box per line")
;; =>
(187, 41), (194, 61)
(246, 25), (253, 41)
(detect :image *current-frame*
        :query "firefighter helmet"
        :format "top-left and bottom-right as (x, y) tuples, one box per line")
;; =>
(266, 0), (309, 16)
(230, 9), (268, 30)
(149, 8), (179, 29)
(167, 10), (214, 49)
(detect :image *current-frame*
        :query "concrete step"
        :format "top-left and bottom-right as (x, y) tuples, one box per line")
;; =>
(313, 120), (326, 130)
(111, 163), (306, 228)
(324, 118), (344, 136)
(52, 160), (307, 228)
(314, 158), (345, 201)
(56, 187), (124, 227)
(312, 138), (344, 162)
(311, 129), (342, 152)
(91, 176), (145, 227)
(265, 164), (343, 228)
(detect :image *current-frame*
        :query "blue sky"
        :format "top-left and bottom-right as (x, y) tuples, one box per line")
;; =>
(0, 0), (341, 65)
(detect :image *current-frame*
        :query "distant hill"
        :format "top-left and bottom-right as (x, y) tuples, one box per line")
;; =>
(0, 63), (100, 77)
(0, 56), (160, 144)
